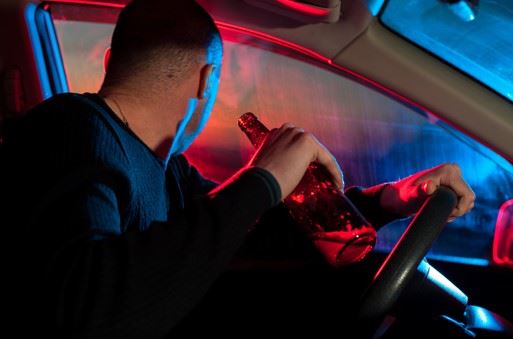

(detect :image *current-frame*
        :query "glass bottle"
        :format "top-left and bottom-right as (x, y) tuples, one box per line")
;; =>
(238, 112), (377, 267)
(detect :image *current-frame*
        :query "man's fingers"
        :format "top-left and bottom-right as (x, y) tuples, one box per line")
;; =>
(419, 164), (475, 219)
(310, 137), (344, 190)
(386, 163), (475, 219)
(416, 178), (470, 221)
(450, 196), (474, 218)
(262, 128), (279, 145)
(279, 122), (295, 131)
(252, 122), (345, 196)
(266, 124), (303, 148)
(446, 180), (475, 217)
(417, 179), (438, 196)
(413, 173), (441, 195)
(443, 168), (475, 220)
(424, 180), (438, 195)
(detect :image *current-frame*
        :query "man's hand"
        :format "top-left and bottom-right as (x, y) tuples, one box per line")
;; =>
(379, 163), (475, 222)
(248, 123), (344, 199)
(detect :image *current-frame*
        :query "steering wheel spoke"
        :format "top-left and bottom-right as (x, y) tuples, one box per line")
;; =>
(358, 186), (458, 320)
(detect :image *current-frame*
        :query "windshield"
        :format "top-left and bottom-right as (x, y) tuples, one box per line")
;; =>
(381, 0), (513, 103)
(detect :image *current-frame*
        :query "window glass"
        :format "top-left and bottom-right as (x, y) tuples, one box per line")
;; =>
(51, 4), (118, 93)
(50, 4), (513, 264)
(381, 0), (513, 103)
(188, 34), (513, 264)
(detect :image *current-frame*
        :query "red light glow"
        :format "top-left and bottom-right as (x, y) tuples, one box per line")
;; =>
(492, 200), (513, 266)
(276, 0), (330, 16)
(216, 21), (331, 64)
(44, 0), (125, 8)
(103, 47), (111, 73)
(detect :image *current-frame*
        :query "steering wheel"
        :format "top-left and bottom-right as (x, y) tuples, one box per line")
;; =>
(359, 186), (458, 320)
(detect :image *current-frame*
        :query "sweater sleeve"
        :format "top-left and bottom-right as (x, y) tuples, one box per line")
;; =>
(173, 151), (399, 231)
(34, 166), (281, 339)
(344, 184), (405, 229)
(174, 154), (220, 194)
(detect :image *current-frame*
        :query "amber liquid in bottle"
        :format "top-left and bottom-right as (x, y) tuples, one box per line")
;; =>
(238, 112), (377, 267)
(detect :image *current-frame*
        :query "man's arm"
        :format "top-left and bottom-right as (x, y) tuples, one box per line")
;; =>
(344, 184), (405, 229)
(345, 163), (476, 229)
(173, 154), (219, 194)
(172, 155), (401, 230)
(33, 166), (280, 339)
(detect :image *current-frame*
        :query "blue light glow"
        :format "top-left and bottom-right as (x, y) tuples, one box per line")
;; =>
(166, 33), (223, 164)
(381, 0), (513, 102)
(36, 7), (69, 94)
(374, 248), (490, 266)
(472, 306), (504, 331)
(378, 1), (513, 265)
(25, 4), (53, 99)
(426, 253), (490, 267)
(365, 0), (386, 16)
(447, 1), (476, 22)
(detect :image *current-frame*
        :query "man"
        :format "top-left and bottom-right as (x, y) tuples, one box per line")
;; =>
(1, 0), (474, 338)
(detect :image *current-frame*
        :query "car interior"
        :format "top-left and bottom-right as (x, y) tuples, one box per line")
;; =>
(1, 0), (512, 337)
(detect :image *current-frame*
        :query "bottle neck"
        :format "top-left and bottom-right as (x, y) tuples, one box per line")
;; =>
(238, 112), (269, 148)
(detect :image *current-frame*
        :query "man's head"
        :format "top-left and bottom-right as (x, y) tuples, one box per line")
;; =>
(101, 0), (223, 158)
(103, 0), (221, 92)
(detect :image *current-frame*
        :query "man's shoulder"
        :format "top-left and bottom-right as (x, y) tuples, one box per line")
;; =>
(168, 154), (218, 195)
(13, 93), (130, 166)
(27, 93), (117, 130)
(31, 93), (121, 135)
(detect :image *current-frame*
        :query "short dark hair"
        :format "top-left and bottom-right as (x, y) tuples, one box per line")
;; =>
(102, 0), (221, 90)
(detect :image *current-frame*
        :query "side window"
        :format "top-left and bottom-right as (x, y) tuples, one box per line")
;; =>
(51, 4), (119, 93)
(188, 33), (513, 264)
(49, 4), (513, 264)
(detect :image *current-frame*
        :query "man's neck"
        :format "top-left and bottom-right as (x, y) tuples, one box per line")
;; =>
(98, 90), (181, 161)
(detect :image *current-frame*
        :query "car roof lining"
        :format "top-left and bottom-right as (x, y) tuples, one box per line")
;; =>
(333, 19), (513, 162)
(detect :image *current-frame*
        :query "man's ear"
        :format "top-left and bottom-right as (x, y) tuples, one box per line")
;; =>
(104, 47), (111, 74)
(197, 64), (214, 100)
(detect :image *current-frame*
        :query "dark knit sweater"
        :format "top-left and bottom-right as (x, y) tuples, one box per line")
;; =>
(0, 93), (396, 338)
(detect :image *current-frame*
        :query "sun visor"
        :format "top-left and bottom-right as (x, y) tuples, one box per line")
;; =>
(244, 0), (342, 23)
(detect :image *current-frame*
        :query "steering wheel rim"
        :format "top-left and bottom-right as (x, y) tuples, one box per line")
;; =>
(359, 186), (458, 320)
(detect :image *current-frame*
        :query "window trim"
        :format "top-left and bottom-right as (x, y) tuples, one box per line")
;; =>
(25, 3), (53, 99)
(36, 5), (69, 94)
(25, 3), (69, 99)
